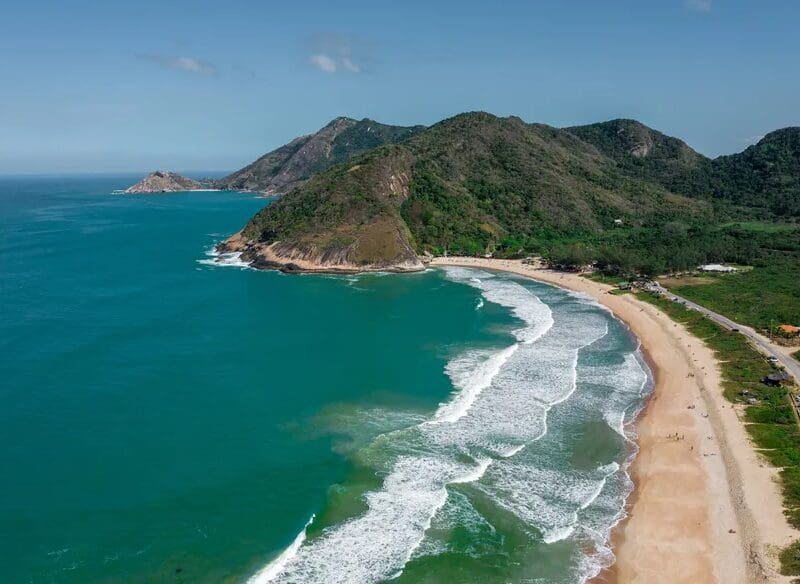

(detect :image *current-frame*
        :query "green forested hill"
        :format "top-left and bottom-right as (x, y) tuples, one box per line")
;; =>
(566, 118), (716, 198)
(398, 113), (709, 253)
(225, 112), (799, 274)
(713, 128), (800, 217)
(569, 121), (800, 218)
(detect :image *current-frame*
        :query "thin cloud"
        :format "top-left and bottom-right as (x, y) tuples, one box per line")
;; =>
(139, 53), (217, 76)
(310, 54), (339, 73)
(307, 33), (367, 74)
(686, 0), (712, 12)
(341, 57), (361, 73)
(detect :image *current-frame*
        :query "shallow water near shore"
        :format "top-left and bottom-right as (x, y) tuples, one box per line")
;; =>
(1, 176), (651, 583)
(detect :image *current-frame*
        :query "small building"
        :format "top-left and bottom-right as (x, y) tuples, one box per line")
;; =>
(778, 324), (800, 337)
(613, 219), (624, 226)
(763, 371), (792, 386)
(699, 264), (737, 273)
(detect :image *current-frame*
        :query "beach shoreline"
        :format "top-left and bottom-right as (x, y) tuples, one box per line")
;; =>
(429, 257), (795, 583)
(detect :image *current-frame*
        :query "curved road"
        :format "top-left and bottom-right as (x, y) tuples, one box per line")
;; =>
(655, 286), (800, 383)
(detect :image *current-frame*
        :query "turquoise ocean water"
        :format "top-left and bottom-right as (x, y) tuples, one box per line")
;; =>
(0, 177), (651, 583)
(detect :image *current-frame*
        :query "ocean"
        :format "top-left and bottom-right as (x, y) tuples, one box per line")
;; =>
(0, 176), (652, 583)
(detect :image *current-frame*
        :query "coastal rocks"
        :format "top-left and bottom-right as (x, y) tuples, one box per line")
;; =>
(217, 231), (425, 274)
(123, 171), (204, 193)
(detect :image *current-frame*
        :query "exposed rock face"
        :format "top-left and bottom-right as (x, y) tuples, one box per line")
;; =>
(218, 232), (425, 274)
(218, 146), (425, 273)
(566, 119), (716, 198)
(124, 171), (203, 193)
(213, 117), (425, 195)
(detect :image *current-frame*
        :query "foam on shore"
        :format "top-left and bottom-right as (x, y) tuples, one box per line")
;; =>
(197, 246), (252, 269)
(249, 268), (650, 584)
(247, 515), (315, 584)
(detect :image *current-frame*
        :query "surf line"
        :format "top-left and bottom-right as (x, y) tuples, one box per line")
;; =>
(388, 457), (493, 581)
(247, 515), (315, 584)
(247, 269), (561, 582)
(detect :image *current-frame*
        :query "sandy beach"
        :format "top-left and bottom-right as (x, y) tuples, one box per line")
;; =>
(430, 257), (796, 583)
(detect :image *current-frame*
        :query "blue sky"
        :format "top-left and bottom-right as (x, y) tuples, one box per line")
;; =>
(2, 0), (798, 174)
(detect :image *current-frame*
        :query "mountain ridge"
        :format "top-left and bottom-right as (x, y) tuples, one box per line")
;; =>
(122, 117), (425, 196)
(221, 111), (799, 274)
(221, 112), (718, 272)
(213, 117), (425, 195)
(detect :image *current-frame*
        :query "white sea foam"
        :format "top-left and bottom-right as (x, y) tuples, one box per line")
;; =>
(500, 443), (526, 458)
(479, 460), (621, 544)
(264, 457), (491, 584)
(248, 515), (315, 583)
(578, 351), (649, 438)
(568, 336), (651, 581)
(443, 267), (554, 344)
(430, 345), (518, 424)
(250, 267), (649, 584)
(410, 489), (500, 562)
(196, 247), (252, 269)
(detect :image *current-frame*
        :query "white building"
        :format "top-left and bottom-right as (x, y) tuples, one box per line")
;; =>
(699, 264), (736, 273)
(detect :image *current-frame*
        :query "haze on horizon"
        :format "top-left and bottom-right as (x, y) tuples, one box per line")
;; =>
(2, 0), (798, 175)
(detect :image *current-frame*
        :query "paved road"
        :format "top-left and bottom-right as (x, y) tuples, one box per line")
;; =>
(654, 286), (800, 383)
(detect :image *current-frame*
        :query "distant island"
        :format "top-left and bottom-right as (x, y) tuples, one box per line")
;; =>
(219, 112), (799, 274)
(123, 171), (206, 193)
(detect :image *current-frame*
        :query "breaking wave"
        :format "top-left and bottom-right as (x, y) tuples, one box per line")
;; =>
(196, 246), (251, 269)
(248, 267), (651, 583)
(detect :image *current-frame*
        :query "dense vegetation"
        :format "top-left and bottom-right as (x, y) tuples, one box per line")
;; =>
(573, 120), (800, 218)
(566, 119), (716, 198)
(399, 113), (716, 257)
(714, 128), (800, 217)
(638, 293), (800, 575)
(544, 222), (800, 333)
(538, 221), (798, 275)
(235, 111), (799, 276)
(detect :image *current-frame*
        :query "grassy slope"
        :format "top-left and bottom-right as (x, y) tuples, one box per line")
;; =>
(660, 224), (800, 332)
(670, 264), (800, 332)
(638, 293), (800, 575)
